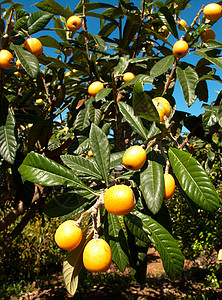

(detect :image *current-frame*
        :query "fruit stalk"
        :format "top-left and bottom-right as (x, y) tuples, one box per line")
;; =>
(162, 60), (177, 96)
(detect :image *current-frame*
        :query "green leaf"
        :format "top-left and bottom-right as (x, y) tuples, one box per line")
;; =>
(74, 107), (90, 131)
(46, 0), (71, 18)
(44, 191), (95, 217)
(195, 49), (222, 70)
(0, 109), (17, 164)
(158, 6), (179, 39)
(61, 154), (102, 180)
(119, 74), (153, 90)
(133, 82), (160, 122)
(110, 151), (124, 169)
(140, 150), (164, 215)
(98, 22), (117, 38)
(18, 152), (94, 194)
(34, 1), (57, 14)
(38, 35), (62, 50)
(168, 147), (220, 212)
(89, 124), (110, 186)
(88, 100), (103, 125)
(113, 55), (130, 77)
(10, 44), (39, 78)
(27, 11), (53, 34)
(176, 63), (199, 107)
(107, 214), (129, 272)
(53, 17), (67, 41)
(150, 55), (175, 78)
(118, 101), (149, 140)
(95, 88), (112, 102)
(74, 2), (114, 14)
(127, 212), (184, 280)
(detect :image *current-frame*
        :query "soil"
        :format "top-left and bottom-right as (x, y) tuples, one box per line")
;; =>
(15, 249), (222, 300)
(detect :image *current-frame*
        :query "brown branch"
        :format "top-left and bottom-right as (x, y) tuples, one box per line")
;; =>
(162, 60), (177, 96)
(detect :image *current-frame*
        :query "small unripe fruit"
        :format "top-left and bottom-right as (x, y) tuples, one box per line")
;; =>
(200, 28), (216, 42)
(158, 25), (169, 38)
(203, 3), (221, 21)
(173, 40), (189, 59)
(123, 145), (146, 170)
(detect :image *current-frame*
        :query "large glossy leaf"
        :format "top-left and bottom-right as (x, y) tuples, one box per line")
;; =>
(110, 151), (124, 169)
(0, 109), (17, 164)
(176, 63), (199, 107)
(89, 124), (110, 186)
(46, 0), (71, 18)
(95, 88), (112, 102)
(98, 22), (118, 38)
(140, 150), (164, 215)
(195, 49), (222, 70)
(133, 82), (160, 122)
(150, 55), (175, 78)
(107, 214), (129, 272)
(38, 35), (62, 50)
(44, 190), (96, 217)
(168, 147), (219, 212)
(113, 55), (129, 77)
(158, 6), (178, 39)
(126, 212), (184, 280)
(27, 11), (53, 34)
(10, 44), (39, 78)
(88, 99), (103, 125)
(118, 101), (149, 140)
(18, 152), (94, 194)
(119, 74), (153, 90)
(61, 154), (102, 180)
(53, 17), (67, 41)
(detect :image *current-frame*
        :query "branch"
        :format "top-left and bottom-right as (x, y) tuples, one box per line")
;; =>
(162, 60), (177, 96)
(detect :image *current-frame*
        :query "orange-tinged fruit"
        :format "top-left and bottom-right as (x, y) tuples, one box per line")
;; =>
(83, 238), (112, 272)
(173, 40), (188, 58)
(163, 173), (175, 200)
(123, 145), (146, 170)
(88, 81), (104, 97)
(104, 185), (136, 216)
(178, 19), (187, 31)
(203, 3), (221, 21)
(158, 25), (169, 37)
(87, 149), (93, 157)
(54, 220), (82, 251)
(35, 98), (43, 105)
(0, 49), (14, 70)
(200, 28), (216, 42)
(24, 38), (43, 57)
(152, 97), (171, 122)
(67, 15), (82, 31)
(123, 72), (136, 82)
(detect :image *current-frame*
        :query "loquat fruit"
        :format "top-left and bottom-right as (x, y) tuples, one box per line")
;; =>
(122, 145), (146, 170)
(67, 15), (82, 31)
(88, 81), (104, 97)
(173, 40), (189, 59)
(24, 38), (43, 58)
(203, 3), (221, 21)
(0, 49), (15, 70)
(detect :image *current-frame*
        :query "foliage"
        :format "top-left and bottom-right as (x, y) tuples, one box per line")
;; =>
(0, 0), (221, 297)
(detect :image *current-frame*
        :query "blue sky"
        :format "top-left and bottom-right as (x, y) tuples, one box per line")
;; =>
(7, 0), (222, 118)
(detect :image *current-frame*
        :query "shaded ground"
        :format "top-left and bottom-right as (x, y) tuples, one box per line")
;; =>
(14, 249), (222, 299)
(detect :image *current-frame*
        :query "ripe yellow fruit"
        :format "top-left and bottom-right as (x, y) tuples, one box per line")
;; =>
(200, 28), (216, 42)
(67, 15), (82, 31)
(54, 220), (82, 251)
(122, 145), (146, 170)
(24, 38), (43, 57)
(203, 3), (221, 21)
(158, 25), (169, 37)
(163, 173), (175, 200)
(83, 238), (112, 272)
(87, 149), (93, 157)
(88, 81), (104, 97)
(104, 185), (136, 215)
(178, 19), (187, 31)
(123, 72), (136, 82)
(173, 40), (189, 59)
(152, 97), (171, 122)
(35, 98), (43, 105)
(0, 49), (14, 69)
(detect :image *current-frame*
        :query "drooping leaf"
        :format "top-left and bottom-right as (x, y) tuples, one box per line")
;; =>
(195, 49), (222, 70)
(158, 6), (179, 39)
(118, 101), (149, 140)
(18, 152), (95, 194)
(126, 212), (184, 280)
(95, 88), (112, 102)
(45, 0), (71, 18)
(140, 150), (164, 215)
(113, 55), (130, 77)
(89, 124), (110, 186)
(150, 55), (175, 78)
(88, 100), (103, 125)
(176, 63), (199, 107)
(133, 82), (160, 122)
(74, 107), (90, 131)
(61, 154), (102, 180)
(10, 44), (39, 78)
(98, 22), (118, 38)
(38, 35), (62, 50)
(168, 147), (220, 212)
(107, 214), (129, 272)
(0, 109), (17, 164)
(53, 17), (67, 41)
(44, 190), (96, 217)
(27, 11), (53, 34)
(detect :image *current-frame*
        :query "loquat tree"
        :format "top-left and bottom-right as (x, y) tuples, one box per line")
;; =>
(0, 0), (221, 296)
